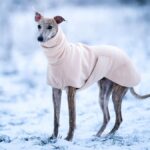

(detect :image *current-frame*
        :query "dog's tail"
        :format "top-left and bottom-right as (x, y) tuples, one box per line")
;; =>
(130, 87), (150, 100)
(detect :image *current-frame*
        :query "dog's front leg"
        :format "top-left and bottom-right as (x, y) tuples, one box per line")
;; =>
(65, 87), (76, 141)
(50, 88), (62, 139)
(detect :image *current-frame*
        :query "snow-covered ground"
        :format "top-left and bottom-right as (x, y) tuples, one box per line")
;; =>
(0, 5), (150, 150)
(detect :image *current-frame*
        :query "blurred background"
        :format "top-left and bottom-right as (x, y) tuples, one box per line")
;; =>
(0, 0), (150, 149)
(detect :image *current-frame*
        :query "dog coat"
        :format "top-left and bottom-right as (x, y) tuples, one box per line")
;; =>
(41, 27), (141, 90)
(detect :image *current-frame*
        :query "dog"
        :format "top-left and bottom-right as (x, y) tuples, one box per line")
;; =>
(35, 12), (150, 141)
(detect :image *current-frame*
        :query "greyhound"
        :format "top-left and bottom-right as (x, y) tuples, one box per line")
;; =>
(35, 12), (150, 141)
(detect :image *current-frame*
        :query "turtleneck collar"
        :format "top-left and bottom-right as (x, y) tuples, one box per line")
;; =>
(41, 27), (69, 65)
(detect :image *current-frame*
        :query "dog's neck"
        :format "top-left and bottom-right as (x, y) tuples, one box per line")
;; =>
(41, 27), (69, 65)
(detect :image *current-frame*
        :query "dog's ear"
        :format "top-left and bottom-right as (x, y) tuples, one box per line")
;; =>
(54, 16), (65, 24)
(35, 12), (42, 22)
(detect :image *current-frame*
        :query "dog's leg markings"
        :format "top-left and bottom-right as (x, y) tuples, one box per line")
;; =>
(96, 78), (113, 137)
(108, 85), (128, 135)
(65, 87), (76, 141)
(50, 88), (62, 139)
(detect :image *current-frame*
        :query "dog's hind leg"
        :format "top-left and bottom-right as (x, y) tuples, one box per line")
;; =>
(65, 87), (76, 141)
(50, 88), (62, 139)
(108, 85), (128, 135)
(96, 78), (113, 137)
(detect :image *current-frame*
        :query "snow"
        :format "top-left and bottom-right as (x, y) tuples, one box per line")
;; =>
(0, 5), (150, 150)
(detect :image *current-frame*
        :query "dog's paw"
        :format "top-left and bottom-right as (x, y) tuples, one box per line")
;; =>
(64, 136), (72, 141)
(95, 131), (103, 137)
(49, 134), (57, 140)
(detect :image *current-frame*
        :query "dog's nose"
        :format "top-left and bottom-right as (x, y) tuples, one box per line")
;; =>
(37, 36), (44, 42)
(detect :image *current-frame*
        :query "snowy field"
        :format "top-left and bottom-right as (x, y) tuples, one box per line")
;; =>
(0, 5), (150, 150)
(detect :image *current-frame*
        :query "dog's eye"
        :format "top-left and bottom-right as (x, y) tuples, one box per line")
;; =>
(38, 25), (41, 29)
(47, 25), (52, 30)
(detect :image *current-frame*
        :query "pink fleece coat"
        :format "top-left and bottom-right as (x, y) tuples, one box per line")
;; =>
(41, 27), (141, 90)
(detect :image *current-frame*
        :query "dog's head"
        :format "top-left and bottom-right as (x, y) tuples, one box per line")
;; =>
(35, 12), (65, 42)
